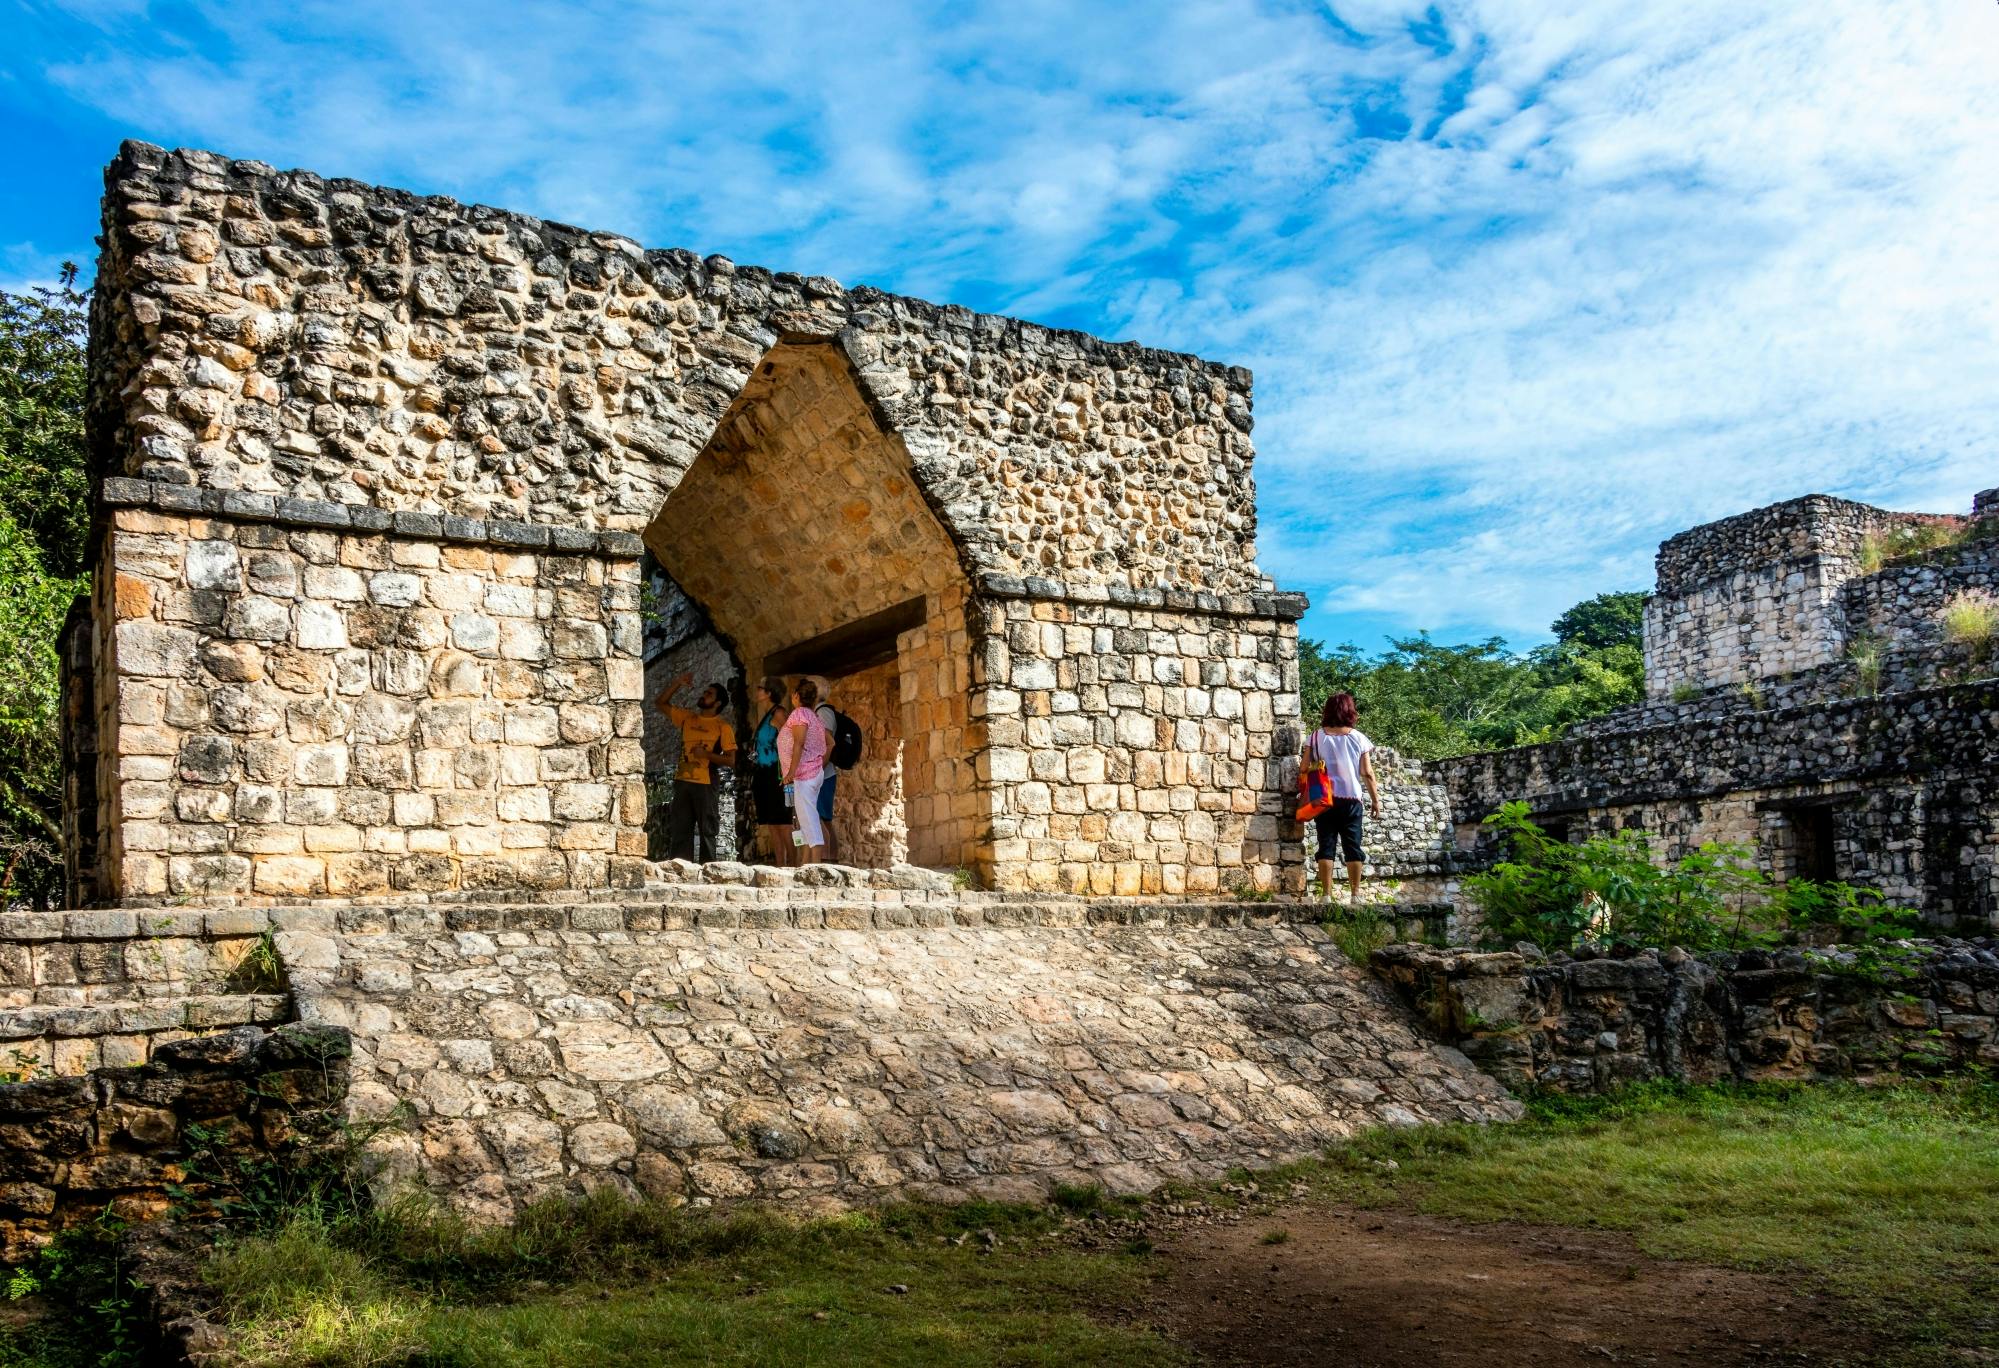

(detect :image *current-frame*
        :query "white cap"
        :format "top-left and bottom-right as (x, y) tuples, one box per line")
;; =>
(806, 674), (832, 704)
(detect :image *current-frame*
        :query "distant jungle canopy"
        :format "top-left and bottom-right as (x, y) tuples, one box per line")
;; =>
(1296, 590), (1649, 760)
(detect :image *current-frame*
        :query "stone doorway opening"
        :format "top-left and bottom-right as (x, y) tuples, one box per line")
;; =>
(641, 341), (978, 871)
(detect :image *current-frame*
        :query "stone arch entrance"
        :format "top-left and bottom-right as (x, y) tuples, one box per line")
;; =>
(642, 340), (980, 870)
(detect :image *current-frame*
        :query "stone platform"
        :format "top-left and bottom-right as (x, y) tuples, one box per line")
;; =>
(273, 887), (1518, 1218)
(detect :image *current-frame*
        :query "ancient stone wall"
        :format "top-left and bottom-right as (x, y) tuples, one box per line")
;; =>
(1839, 534), (1999, 653)
(971, 580), (1305, 894)
(0, 1023), (349, 1259)
(1423, 678), (1999, 929)
(262, 878), (1517, 1219)
(0, 906), (289, 1074)
(1373, 939), (1999, 1094)
(82, 142), (1296, 899)
(91, 493), (649, 903)
(1642, 495), (1939, 698)
(90, 142), (1263, 591)
(826, 660), (908, 867)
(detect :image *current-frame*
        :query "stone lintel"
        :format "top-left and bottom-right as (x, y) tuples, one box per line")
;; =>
(975, 569), (1308, 622)
(100, 476), (645, 559)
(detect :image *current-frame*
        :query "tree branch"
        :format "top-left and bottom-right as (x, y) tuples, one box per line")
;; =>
(0, 771), (61, 844)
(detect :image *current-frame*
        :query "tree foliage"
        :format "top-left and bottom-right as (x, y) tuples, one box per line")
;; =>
(0, 267), (88, 907)
(1298, 590), (1648, 759)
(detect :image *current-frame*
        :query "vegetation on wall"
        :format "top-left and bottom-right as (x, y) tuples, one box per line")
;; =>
(1465, 802), (1921, 957)
(0, 268), (88, 909)
(1298, 590), (1648, 759)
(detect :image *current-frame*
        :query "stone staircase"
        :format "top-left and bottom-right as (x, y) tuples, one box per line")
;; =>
(0, 909), (290, 1075)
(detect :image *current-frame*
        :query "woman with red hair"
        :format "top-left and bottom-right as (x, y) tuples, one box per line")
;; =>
(1306, 691), (1381, 905)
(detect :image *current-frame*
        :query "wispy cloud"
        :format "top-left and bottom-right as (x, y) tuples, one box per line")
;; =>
(8, 0), (1998, 645)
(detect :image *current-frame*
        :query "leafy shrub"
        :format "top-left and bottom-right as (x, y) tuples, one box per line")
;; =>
(1466, 803), (1768, 952)
(1465, 803), (1922, 956)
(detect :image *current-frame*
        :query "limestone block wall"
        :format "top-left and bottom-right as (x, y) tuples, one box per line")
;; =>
(900, 587), (981, 871)
(969, 580), (1307, 895)
(827, 659), (908, 867)
(1418, 679), (1999, 930)
(272, 884), (1519, 1219)
(90, 492), (649, 903)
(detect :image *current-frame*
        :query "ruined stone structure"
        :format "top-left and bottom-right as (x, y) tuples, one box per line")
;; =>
(4, 144), (1525, 1233)
(1374, 937), (1999, 1094)
(1365, 489), (1999, 932)
(66, 141), (1305, 907)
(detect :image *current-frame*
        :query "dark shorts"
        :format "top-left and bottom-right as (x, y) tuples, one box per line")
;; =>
(817, 768), (838, 821)
(1314, 798), (1366, 864)
(750, 764), (792, 824)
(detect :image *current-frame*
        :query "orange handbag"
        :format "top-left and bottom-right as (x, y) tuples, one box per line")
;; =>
(1297, 732), (1335, 821)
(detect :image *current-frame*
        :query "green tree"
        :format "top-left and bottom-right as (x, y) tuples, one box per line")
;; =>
(1297, 590), (1651, 760)
(1548, 590), (1647, 653)
(0, 267), (89, 907)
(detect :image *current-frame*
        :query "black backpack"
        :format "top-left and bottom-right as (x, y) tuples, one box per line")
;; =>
(829, 709), (863, 770)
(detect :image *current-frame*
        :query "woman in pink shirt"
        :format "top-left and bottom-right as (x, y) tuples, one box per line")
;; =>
(780, 677), (833, 864)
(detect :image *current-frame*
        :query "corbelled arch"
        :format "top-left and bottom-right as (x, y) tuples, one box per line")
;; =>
(643, 339), (984, 870)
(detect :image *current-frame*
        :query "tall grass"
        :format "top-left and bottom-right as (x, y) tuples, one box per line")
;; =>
(1939, 588), (1999, 654)
(193, 1186), (1171, 1368)
(1859, 521), (1965, 574)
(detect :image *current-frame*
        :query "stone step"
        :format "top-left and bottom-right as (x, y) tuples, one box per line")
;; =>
(0, 994), (291, 1075)
(0, 910), (278, 1003)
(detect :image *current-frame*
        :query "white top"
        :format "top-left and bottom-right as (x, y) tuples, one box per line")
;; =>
(1308, 728), (1374, 800)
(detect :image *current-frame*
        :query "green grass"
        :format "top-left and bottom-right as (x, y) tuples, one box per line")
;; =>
(193, 1188), (1175, 1368)
(5, 1082), (1994, 1366)
(1277, 1081), (1999, 1364)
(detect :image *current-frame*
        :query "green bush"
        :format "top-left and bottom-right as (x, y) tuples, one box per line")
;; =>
(1464, 802), (1922, 956)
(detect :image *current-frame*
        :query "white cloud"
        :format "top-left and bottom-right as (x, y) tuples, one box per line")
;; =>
(19, 0), (1999, 644)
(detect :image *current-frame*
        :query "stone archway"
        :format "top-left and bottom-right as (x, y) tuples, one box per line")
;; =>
(643, 341), (981, 870)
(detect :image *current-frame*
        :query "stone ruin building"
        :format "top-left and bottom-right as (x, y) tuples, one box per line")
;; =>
(1366, 491), (1999, 932)
(0, 142), (1988, 1241)
(62, 144), (1308, 907)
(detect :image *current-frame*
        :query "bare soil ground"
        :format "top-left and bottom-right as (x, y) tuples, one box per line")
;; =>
(1148, 1204), (1882, 1368)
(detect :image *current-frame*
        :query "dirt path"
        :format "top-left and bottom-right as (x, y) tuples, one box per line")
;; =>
(1147, 1204), (1880, 1367)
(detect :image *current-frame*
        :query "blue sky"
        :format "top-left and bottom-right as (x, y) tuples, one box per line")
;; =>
(4, 1), (1997, 652)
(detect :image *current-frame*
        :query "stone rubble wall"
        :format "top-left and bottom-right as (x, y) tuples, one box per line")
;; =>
(0, 1023), (350, 1260)
(1414, 678), (1999, 930)
(1372, 939), (1999, 1094)
(270, 883), (1518, 1219)
(1839, 534), (1999, 653)
(91, 141), (1266, 594)
(1642, 493), (1980, 699)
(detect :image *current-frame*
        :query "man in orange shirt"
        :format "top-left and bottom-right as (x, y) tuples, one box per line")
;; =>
(655, 672), (737, 862)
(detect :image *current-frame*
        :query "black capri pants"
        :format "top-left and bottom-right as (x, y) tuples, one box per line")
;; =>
(1314, 798), (1367, 864)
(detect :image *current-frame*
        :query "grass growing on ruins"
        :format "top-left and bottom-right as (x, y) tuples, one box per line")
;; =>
(1285, 1080), (1999, 1364)
(1858, 520), (1967, 574)
(1939, 587), (1999, 654)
